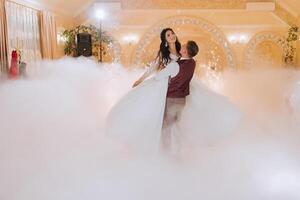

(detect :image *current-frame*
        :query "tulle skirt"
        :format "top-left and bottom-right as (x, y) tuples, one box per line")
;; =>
(106, 76), (242, 155)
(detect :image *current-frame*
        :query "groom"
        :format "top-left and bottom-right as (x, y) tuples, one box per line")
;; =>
(161, 40), (199, 153)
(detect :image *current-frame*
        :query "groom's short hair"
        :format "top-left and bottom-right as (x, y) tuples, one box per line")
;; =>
(186, 41), (199, 58)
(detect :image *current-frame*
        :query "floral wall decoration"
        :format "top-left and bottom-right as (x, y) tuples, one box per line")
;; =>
(284, 26), (298, 66)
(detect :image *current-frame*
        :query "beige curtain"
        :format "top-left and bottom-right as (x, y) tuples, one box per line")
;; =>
(40, 11), (57, 59)
(5, 1), (42, 64)
(0, 0), (9, 72)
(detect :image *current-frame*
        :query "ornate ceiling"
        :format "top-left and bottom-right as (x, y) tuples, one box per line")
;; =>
(120, 0), (274, 9)
(121, 0), (245, 9)
(17, 0), (300, 26)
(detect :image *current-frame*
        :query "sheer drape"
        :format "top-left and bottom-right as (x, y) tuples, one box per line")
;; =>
(40, 11), (57, 59)
(5, 1), (41, 64)
(0, 0), (9, 73)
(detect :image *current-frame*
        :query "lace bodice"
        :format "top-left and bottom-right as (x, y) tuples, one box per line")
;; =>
(170, 53), (179, 61)
(142, 54), (179, 80)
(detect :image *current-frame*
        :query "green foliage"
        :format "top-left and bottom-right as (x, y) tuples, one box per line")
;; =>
(62, 29), (76, 56)
(62, 24), (112, 57)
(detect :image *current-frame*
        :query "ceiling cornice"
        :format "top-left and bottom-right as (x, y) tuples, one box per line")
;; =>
(273, 1), (298, 26)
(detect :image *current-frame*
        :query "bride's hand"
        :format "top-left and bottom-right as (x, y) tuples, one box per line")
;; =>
(133, 80), (142, 88)
(157, 63), (165, 71)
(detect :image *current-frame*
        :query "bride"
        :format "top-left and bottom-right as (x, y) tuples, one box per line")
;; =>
(132, 28), (181, 88)
(106, 28), (241, 155)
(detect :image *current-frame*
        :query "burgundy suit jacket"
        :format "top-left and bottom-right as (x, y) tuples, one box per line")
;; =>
(167, 58), (196, 98)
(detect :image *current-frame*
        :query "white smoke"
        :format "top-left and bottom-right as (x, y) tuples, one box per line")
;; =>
(0, 57), (300, 200)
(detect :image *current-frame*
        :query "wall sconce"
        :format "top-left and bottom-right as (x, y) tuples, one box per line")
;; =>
(122, 34), (139, 45)
(228, 34), (248, 44)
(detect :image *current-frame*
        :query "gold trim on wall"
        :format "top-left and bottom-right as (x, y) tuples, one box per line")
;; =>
(244, 31), (287, 67)
(133, 15), (236, 68)
(274, 2), (298, 27)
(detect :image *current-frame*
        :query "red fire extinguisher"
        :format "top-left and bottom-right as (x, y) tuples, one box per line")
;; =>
(9, 50), (19, 78)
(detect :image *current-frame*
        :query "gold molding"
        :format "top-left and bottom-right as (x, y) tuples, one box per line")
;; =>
(121, 0), (247, 10)
(274, 2), (298, 27)
(120, 0), (276, 9)
(244, 31), (287, 67)
(133, 15), (237, 68)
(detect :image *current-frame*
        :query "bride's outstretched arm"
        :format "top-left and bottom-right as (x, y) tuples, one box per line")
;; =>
(133, 59), (159, 87)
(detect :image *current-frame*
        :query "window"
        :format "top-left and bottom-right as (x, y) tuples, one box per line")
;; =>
(5, 1), (41, 63)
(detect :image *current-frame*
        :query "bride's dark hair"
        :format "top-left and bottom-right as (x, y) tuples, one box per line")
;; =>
(156, 28), (181, 67)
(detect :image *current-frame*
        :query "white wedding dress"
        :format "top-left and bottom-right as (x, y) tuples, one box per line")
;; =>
(106, 55), (242, 155)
